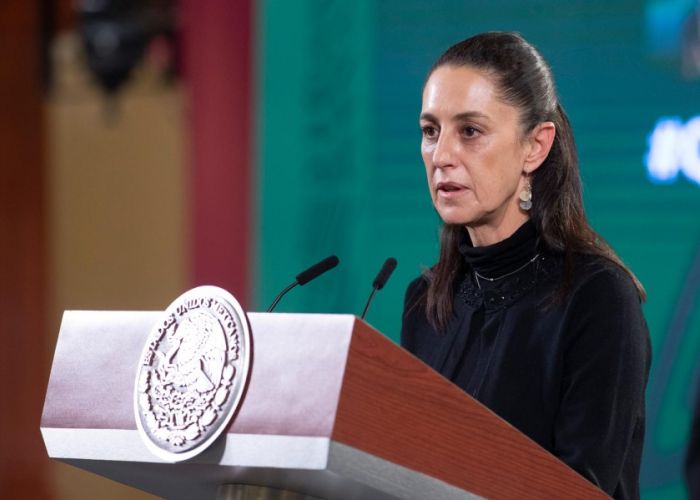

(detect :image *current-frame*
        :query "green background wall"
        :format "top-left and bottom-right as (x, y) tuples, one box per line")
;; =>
(256, 1), (700, 498)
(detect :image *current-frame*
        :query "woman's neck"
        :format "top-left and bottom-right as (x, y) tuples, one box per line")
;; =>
(458, 219), (538, 279)
(466, 213), (530, 247)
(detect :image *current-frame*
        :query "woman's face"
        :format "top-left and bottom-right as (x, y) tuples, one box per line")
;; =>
(420, 65), (532, 235)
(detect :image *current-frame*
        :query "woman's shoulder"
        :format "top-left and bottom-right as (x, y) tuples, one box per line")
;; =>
(403, 274), (429, 313)
(405, 274), (429, 295)
(568, 253), (641, 303)
(559, 253), (649, 354)
(539, 250), (640, 301)
(400, 274), (432, 350)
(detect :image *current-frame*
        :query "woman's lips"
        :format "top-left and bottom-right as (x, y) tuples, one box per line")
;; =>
(436, 181), (469, 198)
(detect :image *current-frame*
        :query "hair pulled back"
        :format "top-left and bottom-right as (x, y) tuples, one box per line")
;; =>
(422, 32), (645, 330)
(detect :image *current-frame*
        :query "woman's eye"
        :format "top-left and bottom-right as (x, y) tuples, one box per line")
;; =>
(421, 125), (438, 139)
(462, 126), (479, 137)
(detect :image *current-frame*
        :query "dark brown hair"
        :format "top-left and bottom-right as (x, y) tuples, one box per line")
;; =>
(423, 32), (646, 330)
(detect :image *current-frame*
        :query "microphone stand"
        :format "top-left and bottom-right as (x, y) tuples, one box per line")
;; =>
(360, 288), (378, 320)
(267, 282), (298, 312)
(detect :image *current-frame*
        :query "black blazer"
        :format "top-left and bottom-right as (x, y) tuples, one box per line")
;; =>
(401, 254), (651, 500)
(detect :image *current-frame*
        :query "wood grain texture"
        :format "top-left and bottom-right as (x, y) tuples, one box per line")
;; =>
(332, 319), (609, 499)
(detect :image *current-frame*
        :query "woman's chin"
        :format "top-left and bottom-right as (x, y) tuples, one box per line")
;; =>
(436, 209), (478, 226)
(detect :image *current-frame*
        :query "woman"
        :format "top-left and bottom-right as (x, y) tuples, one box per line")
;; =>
(401, 32), (651, 500)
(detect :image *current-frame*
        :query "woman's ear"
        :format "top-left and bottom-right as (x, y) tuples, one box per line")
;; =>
(524, 122), (556, 174)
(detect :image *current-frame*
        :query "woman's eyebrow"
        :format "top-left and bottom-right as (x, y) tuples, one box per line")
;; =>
(419, 111), (491, 122)
(453, 111), (490, 122)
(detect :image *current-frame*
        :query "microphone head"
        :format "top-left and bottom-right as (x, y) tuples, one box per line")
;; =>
(296, 255), (340, 285)
(372, 257), (397, 290)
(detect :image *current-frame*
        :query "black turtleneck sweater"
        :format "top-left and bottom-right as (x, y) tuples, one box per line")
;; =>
(400, 222), (651, 500)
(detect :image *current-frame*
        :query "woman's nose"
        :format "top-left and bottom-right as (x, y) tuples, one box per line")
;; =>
(432, 133), (457, 169)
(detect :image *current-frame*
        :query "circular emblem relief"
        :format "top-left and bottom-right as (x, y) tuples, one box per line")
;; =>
(134, 286), (251, 462)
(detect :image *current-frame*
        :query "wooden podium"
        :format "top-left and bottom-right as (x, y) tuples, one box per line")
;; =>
(41, 311), (607, 499)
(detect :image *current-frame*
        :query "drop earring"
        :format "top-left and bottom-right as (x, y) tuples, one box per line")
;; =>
(519, 180), (532, 211)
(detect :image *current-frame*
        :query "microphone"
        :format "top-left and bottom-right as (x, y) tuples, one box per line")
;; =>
(296, 255), (340, 285)
(267, 255), (340, 312)
(361, 257), (397, 320)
